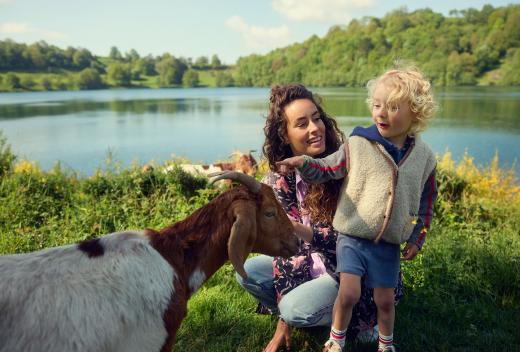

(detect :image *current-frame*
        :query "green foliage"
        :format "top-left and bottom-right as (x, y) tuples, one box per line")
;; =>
(215, 71), (235, 87)
(0, 131), (16, 177)
(233, 4), (520, 87)
(4, 72), (21, 89)
(0, 39), (97, 71)
(107, 62), (132, 86)
(194, 56), (209, 69)
(40, 76), (52, 90)
(77, 68), (104, 90)
(182, 69), (199, 87)
(211, 54), (222, 68)
(109, 46), (123, 61)
(155, 54), (188, 87)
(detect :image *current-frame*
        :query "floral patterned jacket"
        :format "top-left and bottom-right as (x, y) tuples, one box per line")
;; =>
(262, 171), (404, 335)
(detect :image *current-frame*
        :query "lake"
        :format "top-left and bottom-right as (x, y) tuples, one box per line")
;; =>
(0, 87), (519, 176)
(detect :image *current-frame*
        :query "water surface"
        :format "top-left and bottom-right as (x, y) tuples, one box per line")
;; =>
(0, 87), (518, 176)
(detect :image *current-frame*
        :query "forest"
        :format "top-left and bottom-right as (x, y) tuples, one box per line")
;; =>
(233, 4), (520, 87)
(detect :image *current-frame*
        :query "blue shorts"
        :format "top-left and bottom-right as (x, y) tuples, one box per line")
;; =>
(336, 234), (400, 288)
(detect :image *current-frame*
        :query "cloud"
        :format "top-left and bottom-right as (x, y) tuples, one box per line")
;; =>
(225, 15), (291, 51)
(272, 0), (375, 23)
(0, 21), (67, 40)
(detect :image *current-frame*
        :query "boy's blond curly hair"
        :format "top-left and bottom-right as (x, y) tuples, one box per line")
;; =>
(366, 66), (437, 134)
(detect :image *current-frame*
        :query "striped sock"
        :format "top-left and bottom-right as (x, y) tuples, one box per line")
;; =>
(328, 326), (347, 348)
(378, 333), (394, 351)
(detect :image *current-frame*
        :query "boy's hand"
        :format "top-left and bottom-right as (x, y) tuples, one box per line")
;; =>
(276, 156), (304, 175)
(402, 243), (419, 260)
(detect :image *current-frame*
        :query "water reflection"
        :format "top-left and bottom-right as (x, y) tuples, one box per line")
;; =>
(0, 97), (227, 119)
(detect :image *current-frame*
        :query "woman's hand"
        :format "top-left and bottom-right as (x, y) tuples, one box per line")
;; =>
(292, 221), (313, 243)
(401, 243), (419, 260)
(263, 319), (292, 352)
(276, 156), (304, 175)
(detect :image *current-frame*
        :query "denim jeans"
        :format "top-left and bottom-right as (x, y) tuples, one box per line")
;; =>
(235, 255), (339, 327)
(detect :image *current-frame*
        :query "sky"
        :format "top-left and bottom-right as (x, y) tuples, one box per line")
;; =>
(0, 0), (517, 64)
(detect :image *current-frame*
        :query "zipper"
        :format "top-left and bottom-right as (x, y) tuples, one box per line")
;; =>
(373, 140), (415, 243)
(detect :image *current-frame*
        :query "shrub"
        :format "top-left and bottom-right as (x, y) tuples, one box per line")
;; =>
(0, 132), (16, 176)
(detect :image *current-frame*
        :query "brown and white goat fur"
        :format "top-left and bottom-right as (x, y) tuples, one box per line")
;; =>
(0, 172), (298, 352)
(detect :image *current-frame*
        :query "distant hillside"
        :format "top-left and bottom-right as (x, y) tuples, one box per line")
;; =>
(233, 4), (520, 87)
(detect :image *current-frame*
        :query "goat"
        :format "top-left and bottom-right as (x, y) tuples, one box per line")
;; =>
(0, 172), (298, 352)
(179, 151), (257, 177)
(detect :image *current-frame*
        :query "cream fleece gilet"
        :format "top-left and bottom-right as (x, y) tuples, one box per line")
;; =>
(331, 135), (436, 244)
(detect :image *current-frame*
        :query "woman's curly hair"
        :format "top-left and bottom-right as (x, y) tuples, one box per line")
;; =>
(263, 83), (345, 224)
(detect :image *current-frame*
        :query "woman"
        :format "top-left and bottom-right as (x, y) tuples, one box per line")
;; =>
(236, 84), (403, 351)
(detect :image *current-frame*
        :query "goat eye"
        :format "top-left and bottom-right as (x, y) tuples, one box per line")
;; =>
(264, 211), (276, 218)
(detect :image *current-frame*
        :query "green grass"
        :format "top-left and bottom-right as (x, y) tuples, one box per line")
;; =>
(0, 135), (518, 351)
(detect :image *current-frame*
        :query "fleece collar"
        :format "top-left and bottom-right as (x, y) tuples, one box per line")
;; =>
(350, 124), (414, 165)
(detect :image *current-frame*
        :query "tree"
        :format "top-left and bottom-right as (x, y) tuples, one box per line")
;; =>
(77, 68), (104, 89)
(155, 54), (187, 86)
(40, 76), (52, 90)
(135, 55), (157, 76)
(211, 54), (222, 68)
(107, 63), (132, 86)
(182, 70), (199, 87)
(194, 56), (209, 69)
(4, 73), (21, 89)
(109, 46), (123, 61)
(73, 49), (93, 69)
(125, 49), (140, 62)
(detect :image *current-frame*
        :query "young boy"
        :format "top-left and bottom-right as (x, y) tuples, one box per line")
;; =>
(277, 67), (438, 352)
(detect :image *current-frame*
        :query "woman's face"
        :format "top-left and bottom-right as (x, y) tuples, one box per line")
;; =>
(284, 99), (326, 157)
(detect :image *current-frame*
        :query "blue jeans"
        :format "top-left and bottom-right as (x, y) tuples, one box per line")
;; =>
(235, 255), (339, 327)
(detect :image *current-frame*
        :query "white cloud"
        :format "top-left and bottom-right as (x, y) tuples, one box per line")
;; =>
(225, 15), (291, 51)
(0, 22), (29, 33)
(272, 0), (375, 23)
(0, 21), (67, 40)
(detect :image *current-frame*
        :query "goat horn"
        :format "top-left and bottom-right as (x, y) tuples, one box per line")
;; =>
(208, 171), (261, 193)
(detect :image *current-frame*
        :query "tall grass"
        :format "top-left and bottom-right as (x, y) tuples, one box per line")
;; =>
(0, 138), (518, 351)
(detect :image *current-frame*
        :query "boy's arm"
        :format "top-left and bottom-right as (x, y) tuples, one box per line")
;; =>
(277, 143), (348, 184)
(404, 167), (438, 258)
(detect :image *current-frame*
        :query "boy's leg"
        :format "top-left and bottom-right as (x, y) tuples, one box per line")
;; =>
(324, 273), (361, 351)
(374, 287), (396, 352)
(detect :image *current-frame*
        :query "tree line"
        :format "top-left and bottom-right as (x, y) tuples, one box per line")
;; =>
(234, 4), (520, 86)
(0, 41), (234, 90)
(1, 4), (519, 91)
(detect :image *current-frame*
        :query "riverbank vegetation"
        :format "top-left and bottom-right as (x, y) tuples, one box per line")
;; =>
(0, 133), (518, 351)
(1, 4), (519, 93)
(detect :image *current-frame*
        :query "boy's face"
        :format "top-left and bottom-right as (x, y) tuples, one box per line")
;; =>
(284, 98), (326, 157)
(371, 83), (416, 148)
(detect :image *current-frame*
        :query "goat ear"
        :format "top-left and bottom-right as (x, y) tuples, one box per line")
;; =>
(228, 203), (257, 279)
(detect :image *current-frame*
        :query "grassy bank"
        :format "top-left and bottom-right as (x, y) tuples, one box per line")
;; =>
(0, 68), (231, 92)
(0, 135), (518, 351)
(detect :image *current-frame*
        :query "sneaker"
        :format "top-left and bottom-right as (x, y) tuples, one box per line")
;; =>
(356, 325), (379, 343)
(378, 345), (396, 352)
(322, 339), (343, 352)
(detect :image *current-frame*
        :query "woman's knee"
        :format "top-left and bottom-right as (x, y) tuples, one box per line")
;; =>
(279, 296), (331, 327)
